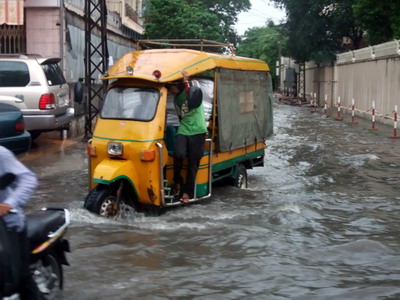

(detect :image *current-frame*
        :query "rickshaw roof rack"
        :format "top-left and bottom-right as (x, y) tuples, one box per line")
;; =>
(137, 39), (235, 55)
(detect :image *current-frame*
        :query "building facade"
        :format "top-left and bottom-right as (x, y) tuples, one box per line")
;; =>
(1, 0), (144, 136)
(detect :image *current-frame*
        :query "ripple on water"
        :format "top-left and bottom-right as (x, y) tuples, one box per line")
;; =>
(27, 103), (400, 300)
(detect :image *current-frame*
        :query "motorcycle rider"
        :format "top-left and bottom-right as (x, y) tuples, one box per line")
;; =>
(0, 145), (43, 299)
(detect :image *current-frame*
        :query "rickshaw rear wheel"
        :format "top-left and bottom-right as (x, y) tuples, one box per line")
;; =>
(84, 185), (132, 217)
(234, 164), (248, 189)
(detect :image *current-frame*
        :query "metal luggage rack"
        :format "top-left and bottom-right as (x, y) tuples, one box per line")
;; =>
(136, 39), (235, 55)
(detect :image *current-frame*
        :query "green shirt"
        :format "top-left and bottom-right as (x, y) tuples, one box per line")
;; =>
(174, 90), (208, 136)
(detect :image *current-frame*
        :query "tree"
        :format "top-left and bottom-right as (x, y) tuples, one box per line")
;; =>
(236, 21), (285, 85)
(326, 0), (363, 49)
(353, 0), (400, 45)
(143, 0), (223, 41)
(143, 0), (251, 44)
(272, 0), (363, 62)
(201, 0), (251, 44)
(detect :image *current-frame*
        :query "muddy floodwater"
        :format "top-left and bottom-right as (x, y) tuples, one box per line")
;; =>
(22, 101), (400, 299)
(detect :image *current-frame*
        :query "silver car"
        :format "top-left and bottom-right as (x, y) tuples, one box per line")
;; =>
(0, 54), (74, 139)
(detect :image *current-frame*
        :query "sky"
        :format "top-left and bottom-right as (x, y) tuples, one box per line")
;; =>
(235, 0), (286, 36)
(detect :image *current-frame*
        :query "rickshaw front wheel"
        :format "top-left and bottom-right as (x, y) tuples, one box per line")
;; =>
(84, 185), (132, 218)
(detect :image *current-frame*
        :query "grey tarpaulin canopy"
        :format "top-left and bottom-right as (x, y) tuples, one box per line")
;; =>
(216, 68), (273, 152)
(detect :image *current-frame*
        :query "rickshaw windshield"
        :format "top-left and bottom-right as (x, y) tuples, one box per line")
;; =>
(101, 87), (159, 121)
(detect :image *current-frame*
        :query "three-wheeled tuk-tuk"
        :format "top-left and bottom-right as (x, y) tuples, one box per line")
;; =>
(84, 40), (273, 217)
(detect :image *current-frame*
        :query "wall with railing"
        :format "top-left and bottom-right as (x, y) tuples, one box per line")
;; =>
(303, 40), (400, 125)
(334, 40), (400, 122)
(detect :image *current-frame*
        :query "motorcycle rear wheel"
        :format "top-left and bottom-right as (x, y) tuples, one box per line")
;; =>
(33, 251), (63, 299)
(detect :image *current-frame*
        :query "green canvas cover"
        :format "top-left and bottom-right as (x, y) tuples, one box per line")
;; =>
(216, 68), (273, 152)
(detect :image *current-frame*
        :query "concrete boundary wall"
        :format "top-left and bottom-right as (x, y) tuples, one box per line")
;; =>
(335, 58), (400, 117)
(305, 62), (335, 107)
(303, 40), (400, 126)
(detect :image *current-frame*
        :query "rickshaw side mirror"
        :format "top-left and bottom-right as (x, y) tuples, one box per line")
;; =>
(74, 79), (84, 104)
(187, 86), (203, 109)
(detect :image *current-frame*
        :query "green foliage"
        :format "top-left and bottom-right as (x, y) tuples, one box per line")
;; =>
(143, 0), (223, 41)
(202, 0), (251, 43)
(236, 21), (285, 85)
(328, 0), (363, 49)
(143, 0), (251, 44)
(143, 0), (400, 67)
(272, 0), (363, 63)
(353, 0), (400, 44)
(272, 0), (400, 61)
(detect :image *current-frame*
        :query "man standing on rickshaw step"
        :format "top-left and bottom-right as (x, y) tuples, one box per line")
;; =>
(167, 70), (208, 203)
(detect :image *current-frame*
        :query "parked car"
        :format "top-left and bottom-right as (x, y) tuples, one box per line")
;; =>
(0, 54), (74, 139)
(0, 102), (31, 154)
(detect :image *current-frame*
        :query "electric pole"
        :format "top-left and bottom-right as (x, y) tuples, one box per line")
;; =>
(84, 0), (108, 139)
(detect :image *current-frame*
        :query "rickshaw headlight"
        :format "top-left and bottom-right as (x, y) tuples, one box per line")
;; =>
(108, 142), (123, 156)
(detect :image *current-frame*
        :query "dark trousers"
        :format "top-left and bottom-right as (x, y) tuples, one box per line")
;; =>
(7, 228), (43, 300)
(173, 134), (206, 198)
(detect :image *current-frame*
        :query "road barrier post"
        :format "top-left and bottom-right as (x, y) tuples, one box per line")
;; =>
(349, 98), (358, 124)
(323, 94), (329, 116)
(370, 101), (378, 131)
(310, 92), (317, 113)
(334, 96), (343, 121)
(391, 105), (400, 139)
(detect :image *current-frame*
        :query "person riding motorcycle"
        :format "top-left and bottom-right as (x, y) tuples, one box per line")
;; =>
(0, 145), (43, 299)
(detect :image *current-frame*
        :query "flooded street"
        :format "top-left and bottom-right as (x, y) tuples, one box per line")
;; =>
(22, 102), (400, 299)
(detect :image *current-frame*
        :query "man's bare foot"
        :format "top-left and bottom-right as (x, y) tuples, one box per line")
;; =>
(180, 193), (190, 203)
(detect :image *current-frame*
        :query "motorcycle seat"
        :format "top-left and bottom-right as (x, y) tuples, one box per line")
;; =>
(26, 210), (66, 249)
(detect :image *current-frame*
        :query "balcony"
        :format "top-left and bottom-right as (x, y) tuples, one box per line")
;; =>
(107, 1), (143, 26)
(125, 2), (139, 23)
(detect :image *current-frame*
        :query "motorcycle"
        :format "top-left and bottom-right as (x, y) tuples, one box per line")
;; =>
(27, 207), (70, 297)
(1, 207), (70, 299)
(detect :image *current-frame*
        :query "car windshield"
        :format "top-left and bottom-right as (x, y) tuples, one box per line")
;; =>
(42, 63), (66, 86)
(101, 87), (159, 121)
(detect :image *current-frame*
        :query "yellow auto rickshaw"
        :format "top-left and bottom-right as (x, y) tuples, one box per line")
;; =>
(84, 40), (273, 217)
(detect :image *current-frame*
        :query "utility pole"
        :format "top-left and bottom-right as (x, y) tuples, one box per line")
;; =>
(84, 0), (108, 139)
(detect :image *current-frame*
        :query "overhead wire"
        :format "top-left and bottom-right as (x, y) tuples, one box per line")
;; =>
(245, 0), (285, 21)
